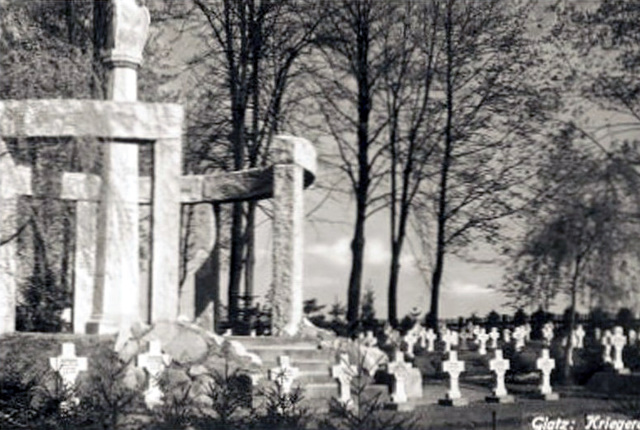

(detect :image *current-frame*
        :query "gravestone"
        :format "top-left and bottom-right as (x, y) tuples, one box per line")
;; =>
(486, 349), (514, 403)
(489, 327), (500, 349)
(535, 349), (559, 400)
(137, 340), (171, 408)
(602, 330), (613, 364)
(611, 326), (629, 374)
(513, 327), (525, 352)
(542, 323), (554, 346)
(574, 325), (585, 349)
(439, 351), (468, 406)
(387, 350), (422, 403)
(629, 329), (637, 345)
(476, 329), (489, 355)
(503, 328), (511, 343)
(269, 355), (300, 395)
(442, 330), (456, 353)
(331, 353), (357, 407)
(403, 331), (418, 358)
(595, 328), (602, 341)
(425, 328), (437, 352)
(49, 343), (88, 404)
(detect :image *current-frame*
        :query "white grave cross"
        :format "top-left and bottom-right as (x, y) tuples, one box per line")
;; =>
(503, 328), (511, 343)
(403, 331), (418, 358)
(489, 328), (500, 349)
(425, 329), (437, 352)
(574, 325), (585, 349)
(269, 355), (300, 395)
(388, 350), (413, 403)
(489, 350), (510, 397)
(513, 328), (525, 352)
(536, 349), (555, 396)
(138, 340), (171, 408)
(542, 323), (554, 346)
(49, 343), (88, 392)
(476, 330), (489, 355)
(612, 327), (628, 372)
(442, 351), (465, 400)
(331, 353), (357, 406)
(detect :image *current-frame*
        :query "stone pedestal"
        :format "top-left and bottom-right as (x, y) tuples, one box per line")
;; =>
(486, 394), (515, 403)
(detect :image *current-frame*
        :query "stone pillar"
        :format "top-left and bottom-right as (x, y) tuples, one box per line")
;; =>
(150, 138), (182, 322)
(87, 0), (149, 333)
(72, 201), (98, 333)
(271, 136), (315, 336)
(0, 140), (18, 334)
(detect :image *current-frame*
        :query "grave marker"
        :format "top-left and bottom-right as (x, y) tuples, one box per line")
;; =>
(503, 328), (511, 343)
(403, 331), (418, 358)
(602, 330), (613, 364)
(629, 329), (637, 345)
(364, 330), (378, 347)
(49, 343), (88, 405)
(513, 327), (525, 352)
(331, 353), (357, 407)
(489, 327), (500, 349)
(535, 349), (559, 400)
(137, 340), (171, 408)
(269, 355), (300, 395)
(425, 329), (437, 352)
(486, 350), (514, 403)
(439, 351), (468, 406)
(542, 323), (554, 346)
(476, 329), (489, 355)
(612, 326), (630, 374)
(442, 330), (456, 353)
(574, 325), (585, 349)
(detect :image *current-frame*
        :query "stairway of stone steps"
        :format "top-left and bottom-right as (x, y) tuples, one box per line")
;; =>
(227, 336), (390, 410)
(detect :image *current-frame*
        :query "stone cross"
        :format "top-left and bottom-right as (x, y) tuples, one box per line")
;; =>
(489, 327), (500, 349)
(542, 323), (554, 346)
(442, 330), (456, 353)
(611, 326), (628, 373)
(425, 328), (437, 352)
(137, 340), (171, 408)
(629, 329), (637, 345)
(442, 351), (465, 400)
(364, 330), (378, 347)
(574, 325), (585, 349)
(331, 353), (357, 406)
(536, 349), (555, 396)
(595, 328), (602, 341)
(476, 329), (489, 355)
(49, 343), (88, 395)
(415, 326), (427, 349)
(503, 328), (511, 343)
(513, 327), (525, 352)
(524, 323), (532, 341)
(388, 350), (413, 404)
(489, 349), (510, 397)
(602, 330), (613, 364)
(403, 331), (418, 358)
(269, 355), (300, 395)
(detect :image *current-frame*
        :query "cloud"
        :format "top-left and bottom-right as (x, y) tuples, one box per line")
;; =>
(306, 237), (351, 266)
(446, 281), (494, 296)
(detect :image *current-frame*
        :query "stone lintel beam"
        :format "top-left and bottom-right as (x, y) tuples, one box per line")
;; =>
(0, 100), (182, 140)
(271, 134), (317, 188)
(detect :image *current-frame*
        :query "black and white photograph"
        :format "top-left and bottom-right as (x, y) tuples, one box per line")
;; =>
(1, 0), (640, 428)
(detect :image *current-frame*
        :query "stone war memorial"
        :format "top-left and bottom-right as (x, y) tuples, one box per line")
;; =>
(4, 0), (640, 428)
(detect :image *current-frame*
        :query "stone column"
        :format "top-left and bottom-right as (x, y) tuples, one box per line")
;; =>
(87, 0), (149, 333)
(270, 136), (315, 336)
(150, 138), (182, 322)
(0, 140), (18, 334)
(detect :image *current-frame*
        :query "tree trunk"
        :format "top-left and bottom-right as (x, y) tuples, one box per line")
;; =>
(346, 199), (366, 327)
(388, 240), (400, 326)
(227, 202), (244, 327)
(213, 203), (222, 333)
(429, 0), (454, 332)
(563, 256), (580, 383)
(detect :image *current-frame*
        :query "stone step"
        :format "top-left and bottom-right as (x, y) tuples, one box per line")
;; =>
(248, 345), (334, 362)
(262, 358), (331, 373)
(226, 335), (321, 347)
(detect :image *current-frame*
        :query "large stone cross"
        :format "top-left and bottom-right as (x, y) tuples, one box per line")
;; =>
(137, 340), (171, 408)
(331, 353), (357, 406)
(442, 351), (465, 400)
(536, 348), (555, 397)
(269, 355), (300, 395)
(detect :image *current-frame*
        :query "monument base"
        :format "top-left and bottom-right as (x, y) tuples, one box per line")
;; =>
(384, 401), (415, 411)
(438, 397), (469, 407)
(532, 392), (559, 401)
(485, 394), (515, 404)
(85, 319), (121, 335)
(616, 368), (631, 375)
